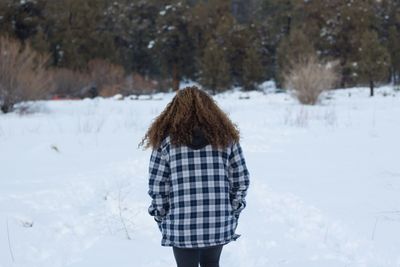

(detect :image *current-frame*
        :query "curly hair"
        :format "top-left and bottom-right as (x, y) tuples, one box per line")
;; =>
(139, 86), (240, 149)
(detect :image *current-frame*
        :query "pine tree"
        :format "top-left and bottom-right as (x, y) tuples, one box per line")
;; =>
(154, 1), (195, 91)
(328, 0), (377, 87)
(259, 0), (297, 39)
(257, 0), (333, 87)
(358, 30), (390, 97)
(187, 0), (237, 86)
(379, 0), (400, 85)
(231, 0), (259, 24)
(199, 39), (231, 94)
(45, 0), (116, 69)
(101, 0), (160, 75)
(242, 44), (264, 90)
(388, 26), (400, 84)
(187, 1), (227, 65)
(0, 1), (12, 35)
(292, 0), (342, 58)
(0, 0), (47, 41)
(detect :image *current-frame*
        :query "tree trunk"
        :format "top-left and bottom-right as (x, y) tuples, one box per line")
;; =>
(1, 101), (12, 113)
(172, 63), (180, 91)
(286, 15), (292, 35)
(390, 67), (395, 84)
(339, 60), (347, 88)
(369, 79), (374, 97)
(211, 79), (216, 95)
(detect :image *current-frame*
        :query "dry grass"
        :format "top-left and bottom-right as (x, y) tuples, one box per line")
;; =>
(283, 55), (340, 105)
(88, 59), (125, 96)
(99, 84), (124, 98)
(51, 68), (91, 98)
(0, 36), (54, 113)
(100, 73), (161, 97)
(125, 73), (160, 95)
(51, 61), (161, 98)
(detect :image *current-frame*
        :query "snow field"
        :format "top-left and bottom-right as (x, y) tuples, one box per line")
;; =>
(0, 86), (399, 266)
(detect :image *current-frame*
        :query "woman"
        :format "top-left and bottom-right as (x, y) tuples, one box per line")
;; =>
(140, 86), (250, 267)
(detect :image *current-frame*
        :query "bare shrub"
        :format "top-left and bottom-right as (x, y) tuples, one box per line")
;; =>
(283, 107), (309, 127)
(99, 84), (124, 98)
(123, 73), (159, 96)
(51, 68), (90, 98)
(0, 36), (54, 113)
(295, 107), (309, 127)
(283, 55), (340, 105)
(323, 106), (337, 127)
(87, 59), (125, 97)
(14, 101), (48, 115)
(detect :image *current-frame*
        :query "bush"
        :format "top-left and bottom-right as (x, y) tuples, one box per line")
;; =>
(276, 29), (316, 88)
(87, 59), (125, 98)
(123, 73), (160, 96)
(0, 36), (54, 113)
(283, 55), (339, 105)
(51, 62), (161, 98)
(51, 68), (91, 98)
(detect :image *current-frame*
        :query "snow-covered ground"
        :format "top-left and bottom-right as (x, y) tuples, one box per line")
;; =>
(0, 86), (399, 267)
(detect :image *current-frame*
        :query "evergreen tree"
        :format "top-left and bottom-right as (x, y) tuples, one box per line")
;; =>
(259, 0), (297, 40)
(0, 1), (12, 35)
(188, 1), (228, 64)
(388, 26), (400, 84)
(292, 0), (342, 58)
(328, 0), (377, 87)
(241, 40), (264, 90)
(189, 0), (264, 89)
(358, 30), (390, 96)
(188, 0), (237, 84)
(0, 0), (397, 93)
(256, 0), (320, 85)
(378, 0), (400, 84)
(45, 0), (116, 69)
(154, 1), (195, 91)
(231, 0), (259, 24)
(101, 0), (160, 75)
(199, 39), (231, 94)
(0, 0), (48, 42)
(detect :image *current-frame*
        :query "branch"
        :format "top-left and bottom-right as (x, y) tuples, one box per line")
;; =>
(6, 219), (15, 262)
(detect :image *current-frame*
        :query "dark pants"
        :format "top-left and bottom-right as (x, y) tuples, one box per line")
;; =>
(172, 245), (224, 267)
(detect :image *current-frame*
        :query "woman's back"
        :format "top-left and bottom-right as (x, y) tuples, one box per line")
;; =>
(148, 133), (249, 248)
(142, 86), (250, 266)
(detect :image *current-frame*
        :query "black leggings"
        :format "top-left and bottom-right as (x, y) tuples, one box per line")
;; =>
(172, 245), (224, 267)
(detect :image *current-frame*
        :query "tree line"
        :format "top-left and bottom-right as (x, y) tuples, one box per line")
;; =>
(0, 0), (399, 95)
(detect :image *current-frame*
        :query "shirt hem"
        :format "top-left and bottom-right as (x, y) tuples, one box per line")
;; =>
(160, 234), (240, 248)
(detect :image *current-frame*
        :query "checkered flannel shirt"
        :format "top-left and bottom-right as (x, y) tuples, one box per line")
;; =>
(147, 136), (250, 248)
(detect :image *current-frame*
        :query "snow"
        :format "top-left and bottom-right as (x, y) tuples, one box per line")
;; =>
(112, 94), (124, 100)
(147, 40), (155, 49)
(259, 80), (278, 93)
(1, 86), (400, 267)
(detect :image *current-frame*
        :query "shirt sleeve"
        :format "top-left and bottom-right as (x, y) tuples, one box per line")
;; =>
(228, 142), (250, 218)
(147, 146), (170, 227)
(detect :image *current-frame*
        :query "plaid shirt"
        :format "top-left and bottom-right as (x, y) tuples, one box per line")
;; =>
(147, 136), (250, 248)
